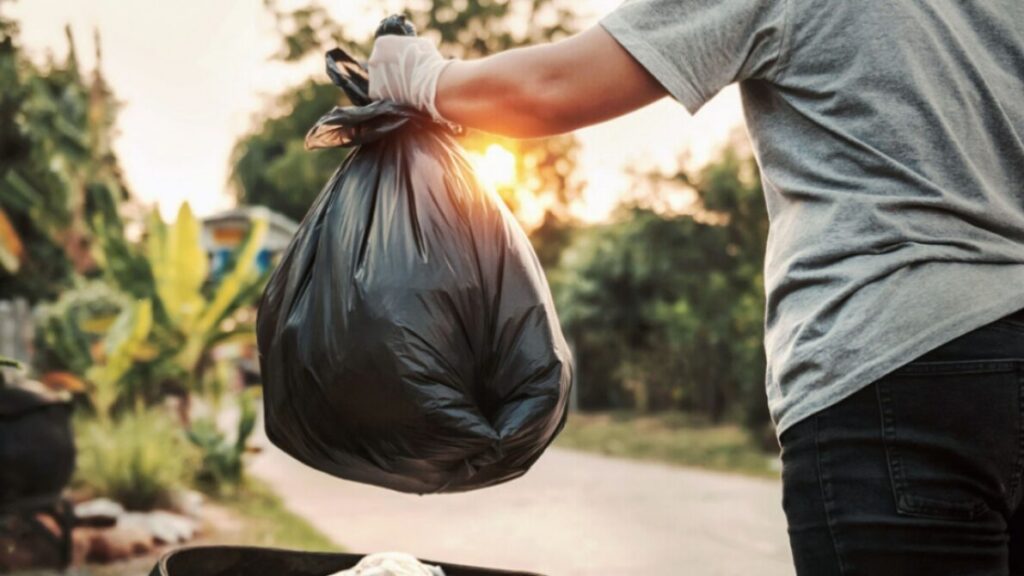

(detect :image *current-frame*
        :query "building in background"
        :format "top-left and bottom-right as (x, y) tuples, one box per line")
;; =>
(201, 206), (298, 387)
(201, 206), (298, 279)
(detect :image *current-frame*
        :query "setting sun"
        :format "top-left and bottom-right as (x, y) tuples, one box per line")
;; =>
(468, 143), (553, 229)
(471, 143), (518, 190)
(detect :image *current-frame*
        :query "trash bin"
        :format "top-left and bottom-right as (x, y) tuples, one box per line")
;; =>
(149, 546), (547, 576)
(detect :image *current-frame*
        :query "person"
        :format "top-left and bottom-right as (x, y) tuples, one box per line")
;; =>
(367, 1), (1024, 574)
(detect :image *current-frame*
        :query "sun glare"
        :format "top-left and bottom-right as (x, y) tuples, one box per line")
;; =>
(472, 143), (518, 190)
(468, 143), (552, 230)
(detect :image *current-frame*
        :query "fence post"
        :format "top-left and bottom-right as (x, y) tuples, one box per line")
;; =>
(0, 298), (34, 366)
(0, 300), (13, 361)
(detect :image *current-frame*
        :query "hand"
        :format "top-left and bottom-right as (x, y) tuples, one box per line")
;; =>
(368, 36), (453, 123)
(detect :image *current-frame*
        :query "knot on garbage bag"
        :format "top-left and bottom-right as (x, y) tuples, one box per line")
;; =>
(305, 47), (459, 150)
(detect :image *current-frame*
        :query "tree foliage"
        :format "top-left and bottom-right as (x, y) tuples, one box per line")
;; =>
(0, 15), (129, 301)
(229, 80), (345, 223)
(556, 145), (770, 428)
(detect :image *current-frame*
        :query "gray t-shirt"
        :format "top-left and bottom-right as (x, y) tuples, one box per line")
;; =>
(601, 0), (1024, 434)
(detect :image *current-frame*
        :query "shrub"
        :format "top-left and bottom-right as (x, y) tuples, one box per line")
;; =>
(74, 408), (199, 510)
(34, 280), (129, 378)
(187, 390), (258, 494)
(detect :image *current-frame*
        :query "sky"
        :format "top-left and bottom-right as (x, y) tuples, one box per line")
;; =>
(7, 0), (745, 222)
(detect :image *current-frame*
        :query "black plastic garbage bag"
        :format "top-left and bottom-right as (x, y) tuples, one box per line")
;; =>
(256, 28), (573, 494)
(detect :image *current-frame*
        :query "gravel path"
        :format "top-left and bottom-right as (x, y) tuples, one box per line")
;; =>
(250, 428), (794, 576)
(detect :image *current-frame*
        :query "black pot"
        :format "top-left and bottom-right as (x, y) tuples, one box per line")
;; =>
(0, 385), (75, 508)
(150, 546), (547, 576)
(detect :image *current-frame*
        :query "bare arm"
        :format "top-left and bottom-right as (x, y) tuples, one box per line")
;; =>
(435, 25), (667, 138)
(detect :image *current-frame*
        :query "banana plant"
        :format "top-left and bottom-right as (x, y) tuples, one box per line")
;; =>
(42, 196), (270, 415)
(144, 203), (269, 381)
(147, 206), (208, 331)
(85, 298), (153, 420)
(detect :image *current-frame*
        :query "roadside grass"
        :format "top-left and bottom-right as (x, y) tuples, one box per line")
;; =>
(207, 478), (342, 552)
(554, 411), (780, 478)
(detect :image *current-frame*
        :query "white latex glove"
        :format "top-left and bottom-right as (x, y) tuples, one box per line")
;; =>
(368, 36), (453, 124)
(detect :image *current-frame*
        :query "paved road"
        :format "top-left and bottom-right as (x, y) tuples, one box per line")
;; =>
(250, 428), (793, 576)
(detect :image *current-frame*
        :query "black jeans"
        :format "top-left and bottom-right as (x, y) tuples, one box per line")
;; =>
(781, 308), (1024, 575)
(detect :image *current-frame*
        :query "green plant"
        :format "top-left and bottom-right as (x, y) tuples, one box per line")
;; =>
(36, 203), (269, 419)
(74, 408), (199, 510)
(85, 298), (153, 420)
(34, 280), (170, 417)
(1, 19), (129, 302)
(34, 279), (130, 377)
(554, 145), (769, 428)
(96, 202), (270, 394)
(187, 389), (258, 493)
(147, 205), (269, 380)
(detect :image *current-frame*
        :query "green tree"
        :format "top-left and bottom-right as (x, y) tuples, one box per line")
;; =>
(229, 81), (343, 223)
(556, 144), (769, 428)
(558, 209), (720, 412)
(0, 15), (129, 301)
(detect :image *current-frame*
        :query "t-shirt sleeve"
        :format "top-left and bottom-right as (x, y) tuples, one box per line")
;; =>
(600, 0), (790, 114)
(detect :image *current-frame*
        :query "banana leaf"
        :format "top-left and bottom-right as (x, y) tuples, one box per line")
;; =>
(152, 203), (208, 331)
(86, 298), (153, 418)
